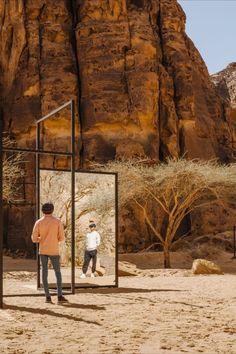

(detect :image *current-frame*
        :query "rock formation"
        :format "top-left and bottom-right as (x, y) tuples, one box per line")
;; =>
(212, 62), (236, 109)
(0, 0), (235, 251)
(192, 259), (223, 275)
(212, 63), (236, 155)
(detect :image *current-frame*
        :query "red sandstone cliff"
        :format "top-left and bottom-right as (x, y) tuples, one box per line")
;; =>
(0, 0), (235, 251)
(212, 63), (236, 110)
(212, 63), (236, 154)
(0, 0), (235, 164)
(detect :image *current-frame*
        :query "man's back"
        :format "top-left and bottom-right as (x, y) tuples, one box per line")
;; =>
(31, 215), (65, 255)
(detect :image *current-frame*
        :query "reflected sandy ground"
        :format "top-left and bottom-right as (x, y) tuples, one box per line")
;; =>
(3, 256), (116, 297)
(44, 268), (116, 287)
(3, 271), (116, 296)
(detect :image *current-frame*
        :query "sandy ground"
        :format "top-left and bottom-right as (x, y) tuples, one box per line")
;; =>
(1, 252), (236, 354)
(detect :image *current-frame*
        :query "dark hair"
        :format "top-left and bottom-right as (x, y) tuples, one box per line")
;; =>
(89, 220), (96, 228)
(42, 202), (54, 214)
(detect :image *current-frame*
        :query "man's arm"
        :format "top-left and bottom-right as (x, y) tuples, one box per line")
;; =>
(31, 222), (40, 243)
(85, 234), (89, 249)
(58, 221), (65, 242)
(96, 232), (101, 247)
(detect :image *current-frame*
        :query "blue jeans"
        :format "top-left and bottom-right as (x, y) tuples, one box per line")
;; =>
(40, 255), (62, 297)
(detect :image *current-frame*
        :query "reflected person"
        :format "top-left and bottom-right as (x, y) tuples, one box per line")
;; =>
(80, 221), (101, 278)
(31, 202), (68, 304)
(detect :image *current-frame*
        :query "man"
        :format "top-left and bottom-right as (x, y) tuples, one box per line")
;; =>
(31, 202), (68, 304)
(80, 220), (101, 278)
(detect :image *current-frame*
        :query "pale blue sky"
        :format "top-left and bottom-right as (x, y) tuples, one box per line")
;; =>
(178, 0), (236, 74)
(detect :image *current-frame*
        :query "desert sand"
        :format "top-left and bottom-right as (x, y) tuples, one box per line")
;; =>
(1, 251), (236, 354)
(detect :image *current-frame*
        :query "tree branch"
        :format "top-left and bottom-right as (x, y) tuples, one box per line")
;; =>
(133, 198), (164, 245)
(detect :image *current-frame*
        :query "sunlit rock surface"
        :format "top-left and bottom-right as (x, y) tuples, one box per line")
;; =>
(0, 0), (235, 251)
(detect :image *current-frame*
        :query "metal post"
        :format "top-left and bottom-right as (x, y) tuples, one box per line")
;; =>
(115, 173), (119, 287)
(0, 119), (3, 308)
(232, 226), (236, 260)
(71, 100), (75, 294)
(36, 122), (40, 288)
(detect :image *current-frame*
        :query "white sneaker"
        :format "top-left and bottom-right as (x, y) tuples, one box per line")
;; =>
(80, 273), (86, 279)
(91, 273), (95, 278)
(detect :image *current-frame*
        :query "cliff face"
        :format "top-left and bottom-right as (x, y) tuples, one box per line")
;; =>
(212, 62), (236, 110)
(212, 63), (236, 154)
(0, 0), (235, 251)
(0, 0), (235, 163)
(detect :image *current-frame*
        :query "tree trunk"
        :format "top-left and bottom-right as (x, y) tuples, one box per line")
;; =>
(163, 244), (171, 268)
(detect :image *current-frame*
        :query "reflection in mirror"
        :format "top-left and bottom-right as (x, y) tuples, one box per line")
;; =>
(75, 172), (116, 287)
(39, 170), (116, 289)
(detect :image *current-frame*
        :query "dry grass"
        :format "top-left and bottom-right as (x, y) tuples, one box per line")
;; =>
(2, 138), (25, 202)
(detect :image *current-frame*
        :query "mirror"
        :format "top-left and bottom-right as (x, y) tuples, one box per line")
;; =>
(39, 169), (117, 289)
(75, 172), (116, 287)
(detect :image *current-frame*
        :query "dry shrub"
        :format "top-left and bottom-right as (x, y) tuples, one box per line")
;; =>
(2, 138), (25, 203)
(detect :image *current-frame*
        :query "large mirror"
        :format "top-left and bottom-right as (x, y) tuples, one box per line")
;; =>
(39, 169), (117, 289)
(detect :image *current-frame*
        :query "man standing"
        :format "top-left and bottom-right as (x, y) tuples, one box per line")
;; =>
(80, 220), (101, 278)
(31, 202), (68, 303)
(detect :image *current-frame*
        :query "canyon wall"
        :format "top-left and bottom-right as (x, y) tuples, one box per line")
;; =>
(0, 0), (235, 252)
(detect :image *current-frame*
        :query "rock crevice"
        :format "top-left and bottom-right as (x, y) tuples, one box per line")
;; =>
(0, 0), (235, 251)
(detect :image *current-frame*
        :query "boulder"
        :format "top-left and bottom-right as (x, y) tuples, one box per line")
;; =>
(100, 256), (116, 276)
(118, 261), (138, 276)
(192, 259), (224, 275)
(95, 267), (106, 277)
(93, 257), (106, 276)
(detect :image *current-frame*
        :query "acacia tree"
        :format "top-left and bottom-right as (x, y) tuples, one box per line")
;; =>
(103, 159), (236, 268)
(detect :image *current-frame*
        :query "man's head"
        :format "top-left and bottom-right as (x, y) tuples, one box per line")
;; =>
(42, 202), (54, 215)
(89, 220), (96, 230)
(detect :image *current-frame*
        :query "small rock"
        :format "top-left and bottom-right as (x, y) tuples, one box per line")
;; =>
(118, 261), (138, 276)
(160, 345), (171, 350)
(96, 266), (106, 276)
(188, 343), (195, 347)
(192, 259), (224, 275)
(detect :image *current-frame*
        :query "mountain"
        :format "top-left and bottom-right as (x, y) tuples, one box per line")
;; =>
(0, 0), (235, 164)
(211, 63), (236, 165)
(0, 0), (235, 252)
(212, 62), (236, 109)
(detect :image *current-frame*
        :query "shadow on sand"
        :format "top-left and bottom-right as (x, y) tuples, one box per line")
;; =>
(60, 302), (105, 310)
(3, 287), (188, 298)
(76, 287), (188, 294)
(3, 303), (103, 325)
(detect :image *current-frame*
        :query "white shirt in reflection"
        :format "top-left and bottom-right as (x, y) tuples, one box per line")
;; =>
(86, 230), (101, 251)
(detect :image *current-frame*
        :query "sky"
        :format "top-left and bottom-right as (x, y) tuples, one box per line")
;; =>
(178, 0), (236, 74)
